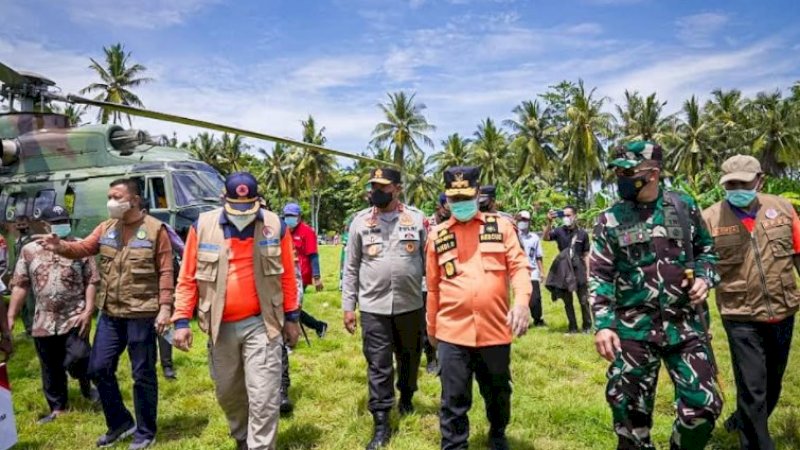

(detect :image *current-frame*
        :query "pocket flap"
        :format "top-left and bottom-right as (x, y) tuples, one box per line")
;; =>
(197, 252), (220, 263)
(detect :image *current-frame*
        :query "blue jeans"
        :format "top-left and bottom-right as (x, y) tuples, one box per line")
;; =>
(89, 314), (158, 441)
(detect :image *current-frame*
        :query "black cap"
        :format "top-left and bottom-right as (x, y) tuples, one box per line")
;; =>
(224, 172), (260, 216)
(39, 205), (70, 223)
(444, 166), (480, 197)
(368, 167), (402, 185)
(479, 185), (496, 200)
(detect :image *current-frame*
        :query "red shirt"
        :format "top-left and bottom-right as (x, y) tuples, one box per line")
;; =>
(291, 221), (318, 287)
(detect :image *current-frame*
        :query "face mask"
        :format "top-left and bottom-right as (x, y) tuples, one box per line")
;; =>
(617, 172), (650, 201)
(450, 199), (479, 222)
(479, 200), (491, 212)
(563, 217), (574, 227)
(50, 223), (71, 238)
(371, 189), (394, 209)
(726, 189), (757, 208)
(107, 199), (131, 219)
(228, 213), (257, 231)
(518, 221), (530, 232)
(285, 216), (299, 228)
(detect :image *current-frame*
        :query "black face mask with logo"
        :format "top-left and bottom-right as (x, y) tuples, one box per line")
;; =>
(617, 172), (650, 201)
(371, 189), (394, 209)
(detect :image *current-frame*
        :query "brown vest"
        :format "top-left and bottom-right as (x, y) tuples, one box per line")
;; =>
(703, 194), (799, 322)
(97, 215), (164, 318)
(194, 208), (285, 344)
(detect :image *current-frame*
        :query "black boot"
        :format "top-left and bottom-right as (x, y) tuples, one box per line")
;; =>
(398, 393), (414, 416)
(280, 386), (293, 415)
(488, 428), (509, 450)
(366, 411), (391, 450)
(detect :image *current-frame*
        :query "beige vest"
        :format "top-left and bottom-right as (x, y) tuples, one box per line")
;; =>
(194, 208), (285, 344)
(97, 215), (164, 317)
(703, 194), (799, 322)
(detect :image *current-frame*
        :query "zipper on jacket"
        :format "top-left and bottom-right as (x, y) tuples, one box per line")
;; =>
(750, 231), (774, 319)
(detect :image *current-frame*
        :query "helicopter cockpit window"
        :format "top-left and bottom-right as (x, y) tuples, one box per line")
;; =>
(173, 172), (221, 207)
(33, 190), (56, 216)
(8, 193), (29, 220)
(147, 178), (168, 210)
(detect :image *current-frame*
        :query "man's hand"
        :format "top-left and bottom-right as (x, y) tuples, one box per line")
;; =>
(546, 210), (557, 222)
(77, 311), (93, 338)
(682, 277), (709, 305)
(41, 233), (61, 252)
(428, 335), (438, 349)
(155, 305), (172, 335)
(595, 329), (621, 362)
(314, 277), (324, 292)
(343, 311), (357, 335)
(506, 304), (530, 337)
(173, 328), (193, 352)
(283, 321), (300, 348)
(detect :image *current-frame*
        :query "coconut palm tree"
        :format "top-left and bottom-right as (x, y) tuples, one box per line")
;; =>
(257, 142), (295, 199)
(187, 132), (221, 170)
(470, 118), (510, 185)
(561, 80), (614, 202)
(664, 96), (713, 181)
(704, 88), (748, 158)
(615, 91), (670, 142)
(427, 133), (471, 179)
(81, 43), (152, 125)
(504, 100), (556, 178)
(370, 91), (436, 168)
(403, 154), (437, 207)
(746, 91), (800, 176)
(294, 115), (336, 231)
(218, 133), (246, 175)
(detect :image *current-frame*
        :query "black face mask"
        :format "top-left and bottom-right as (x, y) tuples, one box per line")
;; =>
(371, 189), (394, 209)
(617, 172), (650, 201)
(479, 200), (491, 212)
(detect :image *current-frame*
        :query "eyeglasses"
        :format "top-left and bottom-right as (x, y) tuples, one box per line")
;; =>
(614, 168), (652, 177)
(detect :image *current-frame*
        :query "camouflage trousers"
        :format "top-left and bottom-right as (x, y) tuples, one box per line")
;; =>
(606, 337), (722, 450)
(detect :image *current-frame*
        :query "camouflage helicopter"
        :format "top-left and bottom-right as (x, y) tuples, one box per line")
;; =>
(0, 61), (387, 242)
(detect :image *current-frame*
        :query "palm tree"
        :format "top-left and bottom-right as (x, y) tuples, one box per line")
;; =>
(561, 80), (614, 202)
(504, 100), (556, 178)
(295, 115), (336, 231)
(427, 133), (471, 180)
(218, 133), (246, 175)
(470, 118), (510, 185)
(403, 155), (437, 207)
(746, 91), (800, 176)
(615, 91), (670, 142)
(704, 89), (748, 158)
(80, 43), (152, 125)
(187, 132), (221, 170)
(370, 91), (436, 168)
(257, 143), (295, 200)
(664, 96), (713, 180)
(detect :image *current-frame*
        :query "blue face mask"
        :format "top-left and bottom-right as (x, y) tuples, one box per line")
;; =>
(50, 223), (71, 238)
(449, 199), (479, 222)
(726, 189), (757, 208)
(284, 216), (299, 228)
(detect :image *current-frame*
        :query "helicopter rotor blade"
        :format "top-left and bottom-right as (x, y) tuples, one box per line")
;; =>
(0, 61), (27, 88)
(65, 94), (395, 167)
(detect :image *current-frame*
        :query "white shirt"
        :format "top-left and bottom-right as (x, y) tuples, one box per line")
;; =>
(519, 230), (543, 281)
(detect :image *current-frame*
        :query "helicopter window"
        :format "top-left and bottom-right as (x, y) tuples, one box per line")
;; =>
(147, 177), (168, 210)
(33, 190), (56, 215)
(173, 172), (221, 207)
(6, 193), (29, 221)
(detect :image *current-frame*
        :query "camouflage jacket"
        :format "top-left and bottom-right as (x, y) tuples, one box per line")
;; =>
(589, 189), (720, 345)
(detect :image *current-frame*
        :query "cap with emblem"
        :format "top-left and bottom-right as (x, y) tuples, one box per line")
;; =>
(40, 205), (70, 223)
(283, 202), (302, 216)
(224, 172), (260, 216)
(608, 141), (663, 169)
(444, 166), (480, 197)
(368, 167), (402, 185)
(518, 211), (531, 220)
(719, 154), (762, 185)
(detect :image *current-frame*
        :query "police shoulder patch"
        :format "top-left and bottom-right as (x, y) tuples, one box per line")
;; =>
(443, 260), (457, 279)
(435, 231), (457, 254)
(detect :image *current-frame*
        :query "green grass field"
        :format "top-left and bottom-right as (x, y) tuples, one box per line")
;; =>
(6, 243), (800, 449)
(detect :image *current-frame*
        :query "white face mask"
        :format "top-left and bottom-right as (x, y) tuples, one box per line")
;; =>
(563, 216), (574, 227)
(107, 199), (131, 219)
(228, 213), (257, 231)
(518, 221), (530, 232)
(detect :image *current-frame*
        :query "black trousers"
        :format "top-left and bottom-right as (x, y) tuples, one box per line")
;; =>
(723, 316), (795, 450)
(422, 292), (437, 362)
(157, 335), (173, 369)
(33, 328), (91, 411)
(563, 284), (592, 331)
(360, 308), (423, 412)
(529, 281), (543, 323)
(438, 341), (511, 450)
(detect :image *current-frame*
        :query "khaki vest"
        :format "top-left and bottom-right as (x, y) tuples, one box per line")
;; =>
(194, 208), (285, 344)
(703, 194), (799, 322)
(97, 215), (164, 317)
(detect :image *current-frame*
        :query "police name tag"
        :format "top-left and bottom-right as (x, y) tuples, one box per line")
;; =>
(199, 243), (221, 251)
(479, 232), (502, 243)
(129, 239), (153, 249)
(435, 233), (456, 254)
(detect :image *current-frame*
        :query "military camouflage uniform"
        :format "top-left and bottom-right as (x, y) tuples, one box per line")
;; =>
(590, 141), (723, 450)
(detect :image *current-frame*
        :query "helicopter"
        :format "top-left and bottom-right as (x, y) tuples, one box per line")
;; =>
(0, 61), (388, 242)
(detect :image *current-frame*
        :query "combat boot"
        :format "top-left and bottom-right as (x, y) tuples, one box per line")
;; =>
(366, 411), (391, 450)
(398, 392), (414, 416)
(279, 386), (293, 415)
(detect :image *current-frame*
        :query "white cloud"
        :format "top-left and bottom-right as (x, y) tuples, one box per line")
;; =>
(675, 12), (729, 48)
(65, 0), (221, 29)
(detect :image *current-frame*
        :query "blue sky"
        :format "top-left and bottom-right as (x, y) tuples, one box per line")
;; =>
(1, 0), (799, 164)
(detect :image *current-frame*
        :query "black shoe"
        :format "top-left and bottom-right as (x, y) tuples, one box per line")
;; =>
(96, 422), (136, 448)
(316, 322), (328, 339)
(235, 439), (248, 450)
(581, 328), (593, 334)
(724, 413), (740, 433)
(128, 438), (155, 450)
(163, 366), (177, 380)
(366, 411), (391, 450)
(398, 396), (414, 416)
(80, 379), (101, 403)
(488, 429), (509, 450)
(37, 411), (62, 425)
(426, 359), (439, 375)
(564, 329), (579, 336)
(533, 320), (546, 327)
(280, 388), (293, 415)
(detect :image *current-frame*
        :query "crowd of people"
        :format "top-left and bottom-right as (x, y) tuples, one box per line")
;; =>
(0, 140), (798, 450)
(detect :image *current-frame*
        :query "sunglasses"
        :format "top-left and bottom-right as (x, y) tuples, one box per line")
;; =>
(614, 168), (652, 178)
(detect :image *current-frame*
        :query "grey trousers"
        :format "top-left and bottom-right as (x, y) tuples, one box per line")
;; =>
(209, 316), (283, 450)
